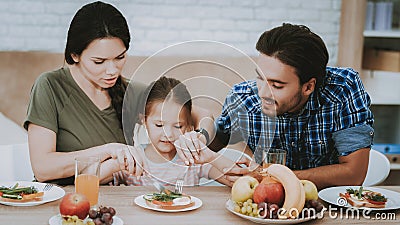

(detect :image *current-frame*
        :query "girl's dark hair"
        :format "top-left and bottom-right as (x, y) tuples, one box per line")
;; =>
(143, 77), (193, 126)
(256, 23), (329, 88)
(64, 1), (130, 126)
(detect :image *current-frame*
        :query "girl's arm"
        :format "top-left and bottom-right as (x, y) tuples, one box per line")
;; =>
(207, 167), (234, 187)
(190, 138), (243, 186)
(28, 124), (136, 184)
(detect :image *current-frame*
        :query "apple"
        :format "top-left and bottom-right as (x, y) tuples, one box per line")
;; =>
(253, 175), (285, 206)
(59, 193), (90, 220)
(301, 180), (318, 201)
(231, 176), (259, 202)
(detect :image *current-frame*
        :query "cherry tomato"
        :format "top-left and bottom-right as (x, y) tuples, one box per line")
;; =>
(366, 198), (386, 205)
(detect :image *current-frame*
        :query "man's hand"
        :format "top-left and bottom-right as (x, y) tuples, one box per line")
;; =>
(174, 131), (207, 165)
(221, 156), (257, 183)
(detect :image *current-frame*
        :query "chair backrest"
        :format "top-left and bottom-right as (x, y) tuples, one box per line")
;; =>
(0, 143), (34, 182)
(199, 148), (252, 186)
(362, 149), (391, 186)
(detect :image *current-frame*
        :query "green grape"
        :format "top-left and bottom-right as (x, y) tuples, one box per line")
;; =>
(234, 205), (241, 213)
(252, 208), (258, 215)
(246, 199), (253, 204)
(241, 206), (247, 214)
(246, 205), (252, 214)
(243, 202), (248, 207)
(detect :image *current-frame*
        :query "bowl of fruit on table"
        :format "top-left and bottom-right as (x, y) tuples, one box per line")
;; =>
(226, 164), (325, 224)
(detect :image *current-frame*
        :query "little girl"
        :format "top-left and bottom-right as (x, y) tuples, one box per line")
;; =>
(113, 76), (235, 186)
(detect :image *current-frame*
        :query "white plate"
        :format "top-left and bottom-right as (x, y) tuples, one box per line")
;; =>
(318, 186), (400, 211)
(49, 214), (123, 225)
(226, 199), (319, 225)
(0, 181), (65, 206)
(134, 195), (202, 212)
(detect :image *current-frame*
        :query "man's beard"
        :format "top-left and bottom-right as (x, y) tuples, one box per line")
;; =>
(261, 91), (304, 117)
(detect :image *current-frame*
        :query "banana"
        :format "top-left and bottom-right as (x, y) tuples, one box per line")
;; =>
(263, 164), (305, 219)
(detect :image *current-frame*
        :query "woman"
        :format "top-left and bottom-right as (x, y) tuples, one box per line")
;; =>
(24, 1), (146, 185)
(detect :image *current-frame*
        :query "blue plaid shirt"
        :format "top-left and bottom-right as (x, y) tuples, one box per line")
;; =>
(216, 67), (374, 170)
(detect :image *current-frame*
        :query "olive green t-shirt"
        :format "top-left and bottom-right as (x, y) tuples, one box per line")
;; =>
(24, 67), (147, 184)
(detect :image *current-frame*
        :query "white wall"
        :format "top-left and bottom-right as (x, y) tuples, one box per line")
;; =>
(0, 0), (341, 64)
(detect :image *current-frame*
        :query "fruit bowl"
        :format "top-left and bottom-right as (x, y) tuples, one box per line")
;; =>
(225, 199), (321, 224)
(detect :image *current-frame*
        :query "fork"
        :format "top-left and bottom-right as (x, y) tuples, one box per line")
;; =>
(43, 183), (53, 191)
(175, 166), (189, 194)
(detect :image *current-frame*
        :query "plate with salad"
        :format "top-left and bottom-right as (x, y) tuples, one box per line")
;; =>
(0, 181), (65, 206)
(318, 186), (400, 211)
(134, 189), (202, 212)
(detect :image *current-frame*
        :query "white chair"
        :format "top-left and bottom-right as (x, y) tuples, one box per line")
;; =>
(362, 149), (391, 186)
(200, 148), (252, 186)
(0, 112), (34, 182)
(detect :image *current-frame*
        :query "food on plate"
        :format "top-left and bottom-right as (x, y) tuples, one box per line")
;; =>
(143, 189), (194, 210)
(231, 164), (310, 219)
(60, 193), (90, 220)
(231, 176), (259, 202)
(301, 180), (318, 201)
(339, 187), (387, 208)
(253, 176), (284, 206)
(0, 183), (44, 202)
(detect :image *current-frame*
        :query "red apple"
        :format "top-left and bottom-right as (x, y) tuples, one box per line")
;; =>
(59, 193), (90, 220)
(253, 176), (285, 206)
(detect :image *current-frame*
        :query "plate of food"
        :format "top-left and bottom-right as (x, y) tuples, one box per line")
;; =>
(134, 189), (202, 212)
(0, 181), (65, 206)
(318, 186), (400, 211)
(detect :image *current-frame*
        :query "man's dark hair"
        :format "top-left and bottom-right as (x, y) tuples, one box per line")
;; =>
(256, 23), (329, 88)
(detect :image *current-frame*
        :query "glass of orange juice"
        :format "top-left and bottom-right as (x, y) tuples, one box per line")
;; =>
(261, 148), (286, 168)
(75, 156), (100, 207)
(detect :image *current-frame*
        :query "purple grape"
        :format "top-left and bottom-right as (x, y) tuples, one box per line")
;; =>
(108, 207), (116, 217)
(101, 213), (112, 224)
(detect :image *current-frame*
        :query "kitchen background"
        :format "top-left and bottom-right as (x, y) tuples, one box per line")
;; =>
(0, 0), (399, 184)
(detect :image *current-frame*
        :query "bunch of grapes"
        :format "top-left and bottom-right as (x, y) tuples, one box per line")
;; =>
(88, 206), (116, 225)
(257, 202), (280, 219)
(300, 200), (324, 218)
(233, 199), (259, 217)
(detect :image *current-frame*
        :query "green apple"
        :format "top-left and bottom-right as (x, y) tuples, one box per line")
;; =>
(231, 176), (259, 202)
(301, 180), (318, 201)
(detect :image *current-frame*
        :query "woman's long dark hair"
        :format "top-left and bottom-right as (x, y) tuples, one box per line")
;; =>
(64, 1), (130, 126)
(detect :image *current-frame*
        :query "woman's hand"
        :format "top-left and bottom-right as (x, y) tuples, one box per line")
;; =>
(127, 145), (148, 177)
(100, 143), (134, 173)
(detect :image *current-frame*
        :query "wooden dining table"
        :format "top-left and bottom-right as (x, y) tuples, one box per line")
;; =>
(1, 185), (399, 225)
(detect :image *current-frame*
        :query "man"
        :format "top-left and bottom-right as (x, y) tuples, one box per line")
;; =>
(176, 23), (374, 189)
